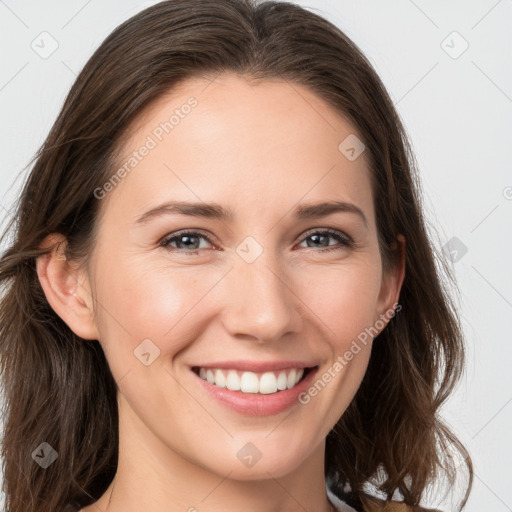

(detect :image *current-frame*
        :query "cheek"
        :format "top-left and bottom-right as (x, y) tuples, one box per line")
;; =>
(92, 256), (221, 362)
(296, 258), (383, 345)
(291, 262), (381, 424)
(92, 246), (383, 383)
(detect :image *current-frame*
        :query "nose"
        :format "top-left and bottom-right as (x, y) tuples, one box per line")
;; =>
(219, 251), (303, 344)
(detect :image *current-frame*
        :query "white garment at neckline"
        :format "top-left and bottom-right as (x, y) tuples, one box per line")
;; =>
(326, 478), (358, 512)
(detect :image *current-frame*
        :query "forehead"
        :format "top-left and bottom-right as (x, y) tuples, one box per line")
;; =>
(104, 72), (374, 225)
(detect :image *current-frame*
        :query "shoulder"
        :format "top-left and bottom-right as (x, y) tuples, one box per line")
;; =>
(326, 474), (443, 512)
(360, 493), (443, 512)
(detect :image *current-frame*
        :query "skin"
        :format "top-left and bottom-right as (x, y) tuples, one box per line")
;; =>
(37, 73), (405, 512)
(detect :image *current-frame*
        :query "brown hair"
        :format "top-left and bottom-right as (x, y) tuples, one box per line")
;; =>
(0, 1), (472, 510)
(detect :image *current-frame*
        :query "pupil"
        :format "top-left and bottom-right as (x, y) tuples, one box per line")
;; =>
(309, 234), (327, 247)
(181, 235), (198, 249)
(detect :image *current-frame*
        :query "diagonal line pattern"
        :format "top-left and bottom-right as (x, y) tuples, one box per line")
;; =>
(0, 201), (9, 216)
(163, 366), (234, 438)
(408, 0), (439, 28)
(199, 470), (234, 502)
(200, 70), (223, 93)
(61, 61), (77, 77)
(471, 0), (503, 30)
(472, 61), (512, 104)
(396, 62), (439, 105)
(470, 204), (499, 233)
(472, 396), (512, 439)
(116, 368), (132, 386)
(266, 471), (309, 512)
(474, 472), (511, 510)
(61, 0), (92, 29)
(0, 62), (29, 92)
(0, 0), (29, 28)
(265, 406), (296, 439)
(471, 265), (512, 309)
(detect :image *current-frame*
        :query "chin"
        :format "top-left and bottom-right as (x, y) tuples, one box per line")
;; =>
(197, 437), (315, 481)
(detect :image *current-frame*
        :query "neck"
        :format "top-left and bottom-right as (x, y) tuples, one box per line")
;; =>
(88, 393), (336, 512)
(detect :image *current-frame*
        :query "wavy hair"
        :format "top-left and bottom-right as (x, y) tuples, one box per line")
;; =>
(0, 1), (472, 510)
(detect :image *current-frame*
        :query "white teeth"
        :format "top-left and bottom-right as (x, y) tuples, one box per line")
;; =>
(225, 370), (241, 391)
(214, 369), (226, 388)
(277, 371), (288, 390)
(259, 372), (278, 394)
(240, 372), (259, 393)
(196, 367), (307, 394)
(286, 369), (297, 389)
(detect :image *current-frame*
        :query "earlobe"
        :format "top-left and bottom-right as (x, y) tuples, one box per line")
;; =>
(36, 233), (99, 340)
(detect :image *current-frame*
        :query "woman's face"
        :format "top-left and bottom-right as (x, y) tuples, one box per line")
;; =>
(75, 73), (402, 480)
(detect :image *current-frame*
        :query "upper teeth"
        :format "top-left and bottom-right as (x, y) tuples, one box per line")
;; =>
(197, 367), (305, 394)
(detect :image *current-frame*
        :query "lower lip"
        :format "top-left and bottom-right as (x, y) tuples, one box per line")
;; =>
(191, 367), (319, 416)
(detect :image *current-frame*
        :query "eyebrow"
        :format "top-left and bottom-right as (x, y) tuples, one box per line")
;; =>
(135, 200), (368, 228)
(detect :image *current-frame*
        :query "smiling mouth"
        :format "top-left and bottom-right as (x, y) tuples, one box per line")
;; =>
(191, 366), (315, 395)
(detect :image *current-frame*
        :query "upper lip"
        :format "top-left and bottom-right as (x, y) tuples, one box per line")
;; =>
(190, 360), (318, 372)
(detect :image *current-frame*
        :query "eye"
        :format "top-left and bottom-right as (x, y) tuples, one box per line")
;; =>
(160, 228), (354, 255)
(297, 229), (354, 253)
(160, 230), (215, 255)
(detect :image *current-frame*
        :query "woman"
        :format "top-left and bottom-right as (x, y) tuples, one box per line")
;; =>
(0, 1), (473, 511)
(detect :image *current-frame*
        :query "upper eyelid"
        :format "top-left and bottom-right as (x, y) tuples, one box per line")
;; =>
(161, 227), (353, 248)
(160, 228), (215, 244)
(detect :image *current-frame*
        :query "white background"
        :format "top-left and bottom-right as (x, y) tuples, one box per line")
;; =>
(0, 1), (511, 511)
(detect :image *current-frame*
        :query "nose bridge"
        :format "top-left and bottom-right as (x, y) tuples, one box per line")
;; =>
(220, 246), (301, 342)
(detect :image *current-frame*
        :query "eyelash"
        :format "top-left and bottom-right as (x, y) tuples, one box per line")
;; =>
(159, 228), (354, 255)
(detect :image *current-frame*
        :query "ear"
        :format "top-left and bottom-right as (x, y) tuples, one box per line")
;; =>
(375, 234), (406, 326)
(36, 233), (99, 340)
